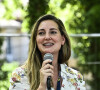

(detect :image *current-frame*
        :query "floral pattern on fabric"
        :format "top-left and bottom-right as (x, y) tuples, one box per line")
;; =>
(61, 64), (86, 90)
(66, 68), (83, 87)
(9, 65), (30, 90)
(9, 64), (86, 90)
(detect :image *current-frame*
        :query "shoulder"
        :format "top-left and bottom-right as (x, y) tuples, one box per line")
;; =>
(60, 64), (86, 89)
(9, 65), (29, 89)
(11, 65), (27, 82)
(61, 63), (83, 78)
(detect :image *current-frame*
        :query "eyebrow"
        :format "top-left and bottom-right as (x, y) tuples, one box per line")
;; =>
(38, 29), (45, 31)
(50, 28), (58, 30)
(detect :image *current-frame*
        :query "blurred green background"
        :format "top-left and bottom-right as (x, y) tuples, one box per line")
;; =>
(0, 0), (100, 90)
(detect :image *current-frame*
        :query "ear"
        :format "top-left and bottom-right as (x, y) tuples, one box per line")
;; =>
(61, 35), (65, 45)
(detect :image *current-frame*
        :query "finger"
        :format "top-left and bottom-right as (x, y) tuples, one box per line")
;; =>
(40, 66), (54, 76)
(44, 68), (54, 74)
(42, 71), (54, 78)
(40, 69), (54, 81)
(42, 60), (52, 67)
(42, 64), (54, 70)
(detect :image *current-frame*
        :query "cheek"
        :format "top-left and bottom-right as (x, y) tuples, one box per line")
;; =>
(55, 39), (63, 49)
(57, 37), (64, 44)
(36, 37), (43, 45)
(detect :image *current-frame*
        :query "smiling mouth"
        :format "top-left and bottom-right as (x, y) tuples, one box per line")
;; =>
(43, 43), (54, 46)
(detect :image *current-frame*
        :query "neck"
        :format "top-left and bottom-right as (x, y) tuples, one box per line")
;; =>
(52, 53), (59, 71)
(53, 63), (58, 71)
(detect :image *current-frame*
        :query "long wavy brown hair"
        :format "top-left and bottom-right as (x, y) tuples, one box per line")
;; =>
(25, 14), (71, 90)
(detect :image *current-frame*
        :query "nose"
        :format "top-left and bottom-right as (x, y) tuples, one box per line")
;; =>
(44, 32), (51, 40)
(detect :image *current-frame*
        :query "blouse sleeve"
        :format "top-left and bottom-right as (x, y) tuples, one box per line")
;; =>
(9, 67), (30, 90)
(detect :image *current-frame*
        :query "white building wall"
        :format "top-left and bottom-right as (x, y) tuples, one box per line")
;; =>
(0, 20), (30, 64)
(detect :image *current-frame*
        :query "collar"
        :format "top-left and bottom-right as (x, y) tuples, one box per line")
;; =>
(60, 63), (67, 74)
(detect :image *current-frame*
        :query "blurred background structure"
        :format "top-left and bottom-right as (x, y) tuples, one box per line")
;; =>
(0, 20), (29, 63)
(0, 0), (100, 90)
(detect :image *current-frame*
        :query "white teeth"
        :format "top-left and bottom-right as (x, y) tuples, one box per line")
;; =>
(43, 43), (54, 46)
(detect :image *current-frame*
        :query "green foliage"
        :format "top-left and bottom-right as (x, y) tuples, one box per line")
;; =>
(47, 0), (76, 34)
(1, 0), (22, 19)
(59, 0), (100, 89)
(0, 61), (19, 90)
(1, 0), (48, 32)
(22, 0), (49, 33)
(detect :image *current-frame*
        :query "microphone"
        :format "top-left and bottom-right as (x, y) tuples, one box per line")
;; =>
(43, 53), (53, 90)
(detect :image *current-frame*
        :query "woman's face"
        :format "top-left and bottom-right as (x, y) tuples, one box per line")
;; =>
(36, 20), (65, 55)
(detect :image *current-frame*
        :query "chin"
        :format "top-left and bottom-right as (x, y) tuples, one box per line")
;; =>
(42, 51), (53, 54)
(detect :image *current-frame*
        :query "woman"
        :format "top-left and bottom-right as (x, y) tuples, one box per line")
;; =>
(9, 14), (86, 90)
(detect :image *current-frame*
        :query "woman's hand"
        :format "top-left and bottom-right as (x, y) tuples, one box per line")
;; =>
(38, 60), (54, 90)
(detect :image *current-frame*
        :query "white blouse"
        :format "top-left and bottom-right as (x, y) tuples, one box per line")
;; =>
(9, 64), (86, 90)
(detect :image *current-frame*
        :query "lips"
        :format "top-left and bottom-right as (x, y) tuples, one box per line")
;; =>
(43, 43), (54, 46)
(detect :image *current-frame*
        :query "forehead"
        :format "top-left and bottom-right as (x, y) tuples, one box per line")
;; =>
(38, 20), (58, 29)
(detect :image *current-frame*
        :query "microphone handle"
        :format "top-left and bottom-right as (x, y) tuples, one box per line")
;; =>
(47, 76), (51, 90)
(47, 60), (52, 90)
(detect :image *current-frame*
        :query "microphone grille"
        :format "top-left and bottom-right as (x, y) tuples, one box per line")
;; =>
(43, 53), (53, 61)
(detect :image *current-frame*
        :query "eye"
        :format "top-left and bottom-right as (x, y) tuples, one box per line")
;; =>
(38, 32), (45, 35)
(50, 31), (57, 34)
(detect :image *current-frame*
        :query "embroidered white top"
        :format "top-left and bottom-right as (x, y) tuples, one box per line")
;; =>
(9, 64), (86, 90)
